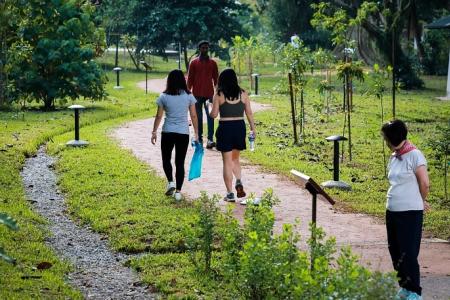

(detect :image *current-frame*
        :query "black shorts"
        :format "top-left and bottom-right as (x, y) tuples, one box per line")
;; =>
(215, 120), (246, 152)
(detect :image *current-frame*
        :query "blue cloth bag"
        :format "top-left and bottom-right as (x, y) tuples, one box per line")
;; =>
(188, 141), (204, 181)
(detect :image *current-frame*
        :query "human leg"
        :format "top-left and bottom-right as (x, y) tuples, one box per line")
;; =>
(174, 133), (189, 191)
(204, 99), (215, 143)
(195, 97), (205, 143)
(221, 151), (235, 201)
(161, 132), (176, 195)
(232, 150), (246, 198)
(387, 210), (423, 296)
(396, 211), (423, 295)
(386, 210), (401, 273)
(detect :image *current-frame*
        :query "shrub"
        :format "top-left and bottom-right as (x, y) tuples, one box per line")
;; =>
(186, 190), (397, 299)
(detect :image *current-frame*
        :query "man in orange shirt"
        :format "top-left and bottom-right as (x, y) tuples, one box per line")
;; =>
(187, 40), (218, 149)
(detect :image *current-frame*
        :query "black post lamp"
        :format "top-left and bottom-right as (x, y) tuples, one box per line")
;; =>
(322, 135), (351, 190)
(113, 67), (123, 89)
(66, 105), (88, 147)
(251, 73), (260, 95)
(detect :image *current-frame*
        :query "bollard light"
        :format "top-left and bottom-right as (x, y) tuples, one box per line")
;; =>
(251, 73), (260, 96)
(321, 135), (351, 190)
(66, 105), (89, 147)
(113, 67), (123, 89)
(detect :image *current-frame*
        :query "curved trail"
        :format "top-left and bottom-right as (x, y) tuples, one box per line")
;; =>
(21, 147), (155, 300)
(118, 78), (450, 299)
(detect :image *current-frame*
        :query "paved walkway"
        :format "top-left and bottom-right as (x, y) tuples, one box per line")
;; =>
(111, 79), (450, 299)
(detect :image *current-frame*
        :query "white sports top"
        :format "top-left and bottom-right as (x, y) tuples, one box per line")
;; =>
(386, 149), (427, 211)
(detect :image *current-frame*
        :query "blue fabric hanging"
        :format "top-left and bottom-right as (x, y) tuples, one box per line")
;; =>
(188, 141), (204, 181)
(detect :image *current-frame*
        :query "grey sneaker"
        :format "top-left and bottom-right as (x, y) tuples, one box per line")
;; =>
(174, 192), (182, 202)
(223, 192), (236, 202)
(165, 182), (176, 196)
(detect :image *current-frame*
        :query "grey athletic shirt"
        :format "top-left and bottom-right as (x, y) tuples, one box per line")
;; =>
(156, 91), (196, 135)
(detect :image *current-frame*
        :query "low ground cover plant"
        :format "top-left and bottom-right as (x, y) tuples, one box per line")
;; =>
(182, 191), (397, 299)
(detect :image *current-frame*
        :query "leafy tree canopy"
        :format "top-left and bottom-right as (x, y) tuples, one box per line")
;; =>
(260, 0), (332, 49)
(311, 0), (450, 89)
(6, 0), (106, 109)
(98, 0), (250, 69)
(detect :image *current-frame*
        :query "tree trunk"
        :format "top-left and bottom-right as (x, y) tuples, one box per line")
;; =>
(409, 0), (425, 62)
(125, 46), (140, 70)
(0, 39), (5, 107)
(183, 43), (189, 72)
(43, 97), (55, 111)
(445, 153), (448, 202)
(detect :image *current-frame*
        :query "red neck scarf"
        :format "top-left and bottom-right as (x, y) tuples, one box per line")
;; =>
(393, 140), (416, 160)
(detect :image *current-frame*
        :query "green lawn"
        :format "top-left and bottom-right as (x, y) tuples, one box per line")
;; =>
(0, 52), (448, 298)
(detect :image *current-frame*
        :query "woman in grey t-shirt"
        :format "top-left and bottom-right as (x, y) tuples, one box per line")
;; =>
(381, 120), (430, 300)
(151, 70), (199, 201)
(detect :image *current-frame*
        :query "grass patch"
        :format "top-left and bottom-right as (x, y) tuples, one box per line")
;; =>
(0, 70), (156, 298)
(1, 51), (449, 297)
(240, 73), (450, 239)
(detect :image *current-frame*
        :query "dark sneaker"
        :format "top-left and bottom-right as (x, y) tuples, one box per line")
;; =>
(206, 140), (216, 149)
(235, 183), (246, 198)
(223, 192), (236, 202)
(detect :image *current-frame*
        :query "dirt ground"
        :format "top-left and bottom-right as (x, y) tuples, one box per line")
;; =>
(114, 79), (450, 299)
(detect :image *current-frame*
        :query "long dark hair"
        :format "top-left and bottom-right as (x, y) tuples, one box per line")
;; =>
(164, 69), (190, 95)
(217, 68), (244, 100)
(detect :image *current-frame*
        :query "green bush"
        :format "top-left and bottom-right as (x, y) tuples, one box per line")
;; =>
(186, 191), (397, 299)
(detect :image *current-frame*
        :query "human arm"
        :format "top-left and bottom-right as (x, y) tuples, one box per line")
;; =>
(212, 60), (218, 87)
(210, 92), (220, 119)
(243, 92), (256, 136)
(189, 104), (199, 142)
(415, 165), (430, 211)
(151, 106), (164, 145)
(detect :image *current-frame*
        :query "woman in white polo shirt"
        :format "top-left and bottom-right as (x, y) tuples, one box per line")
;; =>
(381, 120), (430, 300)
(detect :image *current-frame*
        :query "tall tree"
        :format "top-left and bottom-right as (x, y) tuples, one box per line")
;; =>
(99, 0), (249, 71)
(264, 0), (332, 49)
(7, 0), (106, 109)
(313, 0), (450, 89)
(0, 0), (21, 107)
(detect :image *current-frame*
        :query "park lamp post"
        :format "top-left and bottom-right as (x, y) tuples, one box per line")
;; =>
(113, 67), (123, 89)
(251, 73), (260, 96)
(140, 60), (151, 94)
(66, 105), (88, 147)
(321, 135), (351, 191)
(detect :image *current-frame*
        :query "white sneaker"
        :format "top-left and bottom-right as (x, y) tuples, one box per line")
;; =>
(239, 197), (261, 206)
(174, 192), (182, 201)
(165, 182), (176, 196)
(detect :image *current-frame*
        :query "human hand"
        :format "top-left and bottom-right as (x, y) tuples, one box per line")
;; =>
(423, 200), (431, 213)
(151, 132), (157, 145)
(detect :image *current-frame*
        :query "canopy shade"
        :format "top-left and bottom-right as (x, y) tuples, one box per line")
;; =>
(425, 15), (450, 29)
